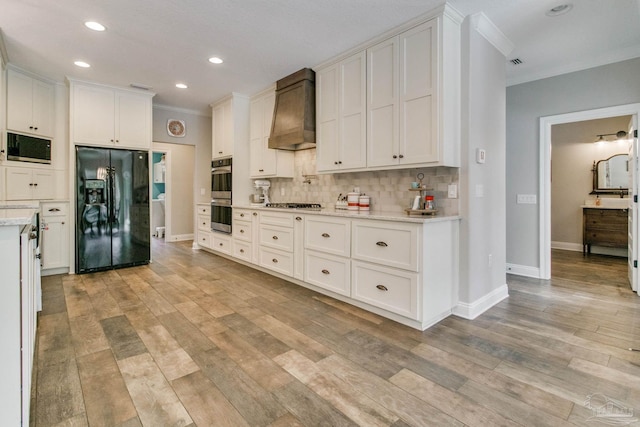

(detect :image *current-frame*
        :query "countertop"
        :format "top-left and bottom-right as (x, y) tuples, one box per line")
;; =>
(233, 204), (460, 224)
(0, 207), (38, 226)
(581, 204), (629, 210)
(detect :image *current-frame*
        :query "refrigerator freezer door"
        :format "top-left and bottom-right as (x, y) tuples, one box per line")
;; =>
(76, 146), (150, 273)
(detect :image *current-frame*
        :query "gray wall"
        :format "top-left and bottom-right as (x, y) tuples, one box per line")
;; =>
(458, 16), (507, 304)
(506, 58), (640, 269)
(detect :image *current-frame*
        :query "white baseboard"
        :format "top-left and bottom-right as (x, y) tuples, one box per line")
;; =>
(551, 241), (582, 252)
(506, 263), (541, 278)
(551, 241), (627, 257)
(165, 233), (194, 242)
(453, 284), (509, 320)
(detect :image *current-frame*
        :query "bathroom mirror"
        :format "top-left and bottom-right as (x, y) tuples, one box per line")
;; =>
(591, 153), (629, 194)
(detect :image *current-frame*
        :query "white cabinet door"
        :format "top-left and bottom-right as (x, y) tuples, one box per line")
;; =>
(116, 92), (151, 148)
(72, 84), (116, 146)
(5, 168), (54, 200)
(367, 36), (399, 168)
(249, 90), (293, 178)
(41, 204), (69, 270)
(32, 170), (54, 200)
(399, 20), (438, 165)
(7, 70), (55, 138)
(316, 51), (366, 172)
(212, 98), (232, 159)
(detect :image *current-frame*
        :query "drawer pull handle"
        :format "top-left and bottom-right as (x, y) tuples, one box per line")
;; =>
(376, 284), (388, 291)
(322, 269), (330, 275)
(272, 258), (278, 264)
(240, 213), (245, 217)
(322, 233), (330, 238)
(240, 229), (244, 233)
(48, 208), (61, 212)
(219, 243), (224, 247)
(272, 236), (278, 240)
(376, 241), (388, 247)
(240, 249), (245, 253)
(296, 216), (302, 221)
(253, 212), (258, 216)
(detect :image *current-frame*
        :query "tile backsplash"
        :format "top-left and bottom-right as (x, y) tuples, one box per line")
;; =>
(268, 149), (459, 216)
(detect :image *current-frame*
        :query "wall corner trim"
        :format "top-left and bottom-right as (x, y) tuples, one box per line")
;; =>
(452, 284), (509, 319)
(470, 12), (514, 57)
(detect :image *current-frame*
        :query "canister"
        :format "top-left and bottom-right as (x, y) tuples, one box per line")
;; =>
(358, 195), (370, 211)
(347, 192), (360, 211)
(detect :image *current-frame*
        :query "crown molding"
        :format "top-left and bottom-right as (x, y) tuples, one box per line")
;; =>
(469, 12), (514, 57)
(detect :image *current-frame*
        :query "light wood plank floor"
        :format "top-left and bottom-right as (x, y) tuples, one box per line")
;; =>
(31, 244), (640, 426)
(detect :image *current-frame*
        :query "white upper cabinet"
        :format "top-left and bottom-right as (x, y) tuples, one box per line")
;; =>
(249, 88), (294, 178)
(212, 93), (250, 160)
(7, 69), (55, 138)
(69, 79), (154, 149)
(316, 8), (461, 172)
(316, 51), (366, 173)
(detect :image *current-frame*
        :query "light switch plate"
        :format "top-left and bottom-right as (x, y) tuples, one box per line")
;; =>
(476, 148), (486, 164)
(517, 194), (537, 204)
(448, 184), (457, 198)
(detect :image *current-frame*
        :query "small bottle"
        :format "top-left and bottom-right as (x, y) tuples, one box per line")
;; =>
(595, 195), (601, 206)
(425, 195), (435, 210)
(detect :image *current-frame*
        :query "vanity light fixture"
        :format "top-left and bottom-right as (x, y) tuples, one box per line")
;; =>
(84, 21), (106, 31)
(594, 130), (628, 143)
(74, 61), (91, 68)
(175, 83), (188, 89)
(208, 57), (223, 64)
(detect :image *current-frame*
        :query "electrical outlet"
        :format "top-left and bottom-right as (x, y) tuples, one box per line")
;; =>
(448, 184), (458, 198)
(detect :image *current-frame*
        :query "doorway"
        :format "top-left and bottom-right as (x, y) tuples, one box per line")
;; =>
(151, 151), (167, 241)
(540, 103), (640, 292)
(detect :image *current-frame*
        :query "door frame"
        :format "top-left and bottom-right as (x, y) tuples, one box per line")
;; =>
(539, 103), (640, 280)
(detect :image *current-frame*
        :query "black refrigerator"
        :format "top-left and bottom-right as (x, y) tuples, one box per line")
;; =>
(76, 146), (150, 273)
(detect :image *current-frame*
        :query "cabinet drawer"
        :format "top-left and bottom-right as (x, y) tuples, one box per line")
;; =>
(197, 231), (211, 248)
(259, 247), (294, 276)
(259, 225), (294, 252)
(260, 211), (294, 228)
(585, 231), (627, 247)
(352, 261), (418, 319)
(197, 204), (211, 216)
(234, 209), (258, 221)
(212, 232), (233, 255)
(352, 220), (418, 271)
(233, 240), (252, 262)
(304, 251), (350, 296)
(197, 214), (210, 231)
(233, 220), (252, 242)
(305, 217), (350, 256)
(41, 202), (69, 217)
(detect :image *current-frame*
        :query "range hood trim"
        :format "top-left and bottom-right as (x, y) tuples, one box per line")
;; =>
(268, 68), (316, 151)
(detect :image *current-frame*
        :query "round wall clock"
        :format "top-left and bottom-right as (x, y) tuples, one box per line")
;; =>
(167, 119), (186, 137)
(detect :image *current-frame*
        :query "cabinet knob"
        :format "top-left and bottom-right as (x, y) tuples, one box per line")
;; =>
(399, 154), (404, 159)
(219, 242), (224, 246)
(29, 183), (34, 186)
(62, 222), (65, 225)
(29, 126), (34, 129)
(334, 161), (338, 165)
(34, 183), (38, 186)
(321, 233), (330, 238)
(376, 241), (388, 247)
(295, 216), (302, 221)
(338, 161), (342, 164)
(34, 127), (38, 131)
(321, 269), (330, 275)
(253, 212), (258, 216)
(111, 139), (114, 143)
(259, 169), (264, 172)
(376, 284), (389, 291)
(218, 151), (223, 154)
(240, 213), (245, 217)
(272, 235), (278, 240)
(240, 249), (245, 253)
(272, 258), (278, 264)
(392, 155), (398, 159)
(240, 229), (244, 233)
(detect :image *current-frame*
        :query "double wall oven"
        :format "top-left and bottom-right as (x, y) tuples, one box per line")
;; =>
(211, 158), (232, 233)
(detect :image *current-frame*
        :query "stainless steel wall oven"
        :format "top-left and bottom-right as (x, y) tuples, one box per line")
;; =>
(211, 158), (232, 233)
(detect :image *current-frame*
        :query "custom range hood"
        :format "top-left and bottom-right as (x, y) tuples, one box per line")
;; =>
(268, 68), (315, 150)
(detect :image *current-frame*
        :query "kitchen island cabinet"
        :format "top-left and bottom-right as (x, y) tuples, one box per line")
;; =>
(0, 208), (40, 427)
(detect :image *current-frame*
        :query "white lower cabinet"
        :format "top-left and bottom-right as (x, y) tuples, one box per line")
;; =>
(259, 246), (294, 276)
(197, 231), (211, 248)
(196, 203), (211, 249)
(351, 220), (417, 271)
(40, 201), (70, 272)
(351, 260), (418, 319)
(233, 240), (252, 262)
(232, 208), (259, 263)
(304, 251), (350, 296)
(258, 211), (295, 276)
(211, 232), (233, 255)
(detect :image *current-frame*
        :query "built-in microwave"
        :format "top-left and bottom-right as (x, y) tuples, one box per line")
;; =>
(6, 132), (52, 164)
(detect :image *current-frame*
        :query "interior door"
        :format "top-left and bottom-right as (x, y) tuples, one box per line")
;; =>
(628, 117), (638, 292)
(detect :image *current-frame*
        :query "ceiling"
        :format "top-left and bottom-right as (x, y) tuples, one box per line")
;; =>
(2, 0), (640, 115)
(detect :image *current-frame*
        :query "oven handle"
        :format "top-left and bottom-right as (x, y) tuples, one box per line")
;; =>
(211, 199), (232, 206)
(211, 166), (232, 174)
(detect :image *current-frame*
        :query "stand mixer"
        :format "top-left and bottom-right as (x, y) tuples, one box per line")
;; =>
(251, 180), (271, 206)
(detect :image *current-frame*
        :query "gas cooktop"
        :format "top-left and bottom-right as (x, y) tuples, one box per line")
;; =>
(265, 202), (322, 210)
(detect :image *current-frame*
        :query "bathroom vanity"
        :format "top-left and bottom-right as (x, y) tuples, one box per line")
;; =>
(582, 206), (628, 254)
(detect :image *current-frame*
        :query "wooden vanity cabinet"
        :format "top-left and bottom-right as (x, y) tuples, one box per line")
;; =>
(582, 208), (628, 254)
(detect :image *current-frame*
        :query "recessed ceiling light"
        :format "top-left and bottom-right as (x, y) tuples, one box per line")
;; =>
(546, 4), (573, 17)
(208, 57), (223, 64)
(74, 61), (91, 68)
(84, 21), (106, 31)
(176, 83), (188, 89)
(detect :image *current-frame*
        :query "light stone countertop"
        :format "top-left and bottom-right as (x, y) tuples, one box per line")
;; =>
(233, 204), (460, 224)
(0, 208), (38, 226)
(581, 205), (629, 210)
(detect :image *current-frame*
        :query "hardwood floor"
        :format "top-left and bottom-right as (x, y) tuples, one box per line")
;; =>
(32, 244), (640, 426)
